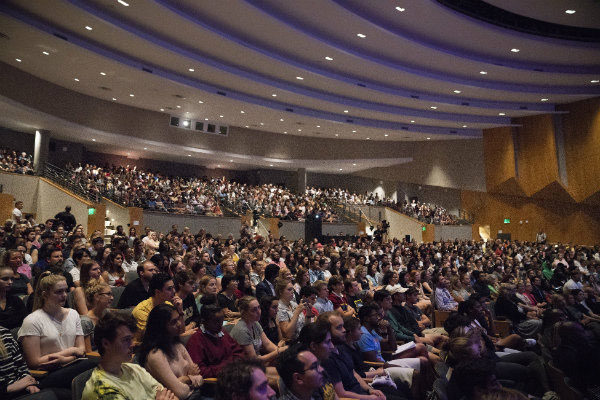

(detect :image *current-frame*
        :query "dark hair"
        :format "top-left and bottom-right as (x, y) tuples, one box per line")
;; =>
(343, 316), (361, 333)
(276, 343), (309, 389)
(296, 322), (329, 347)
(200, 304), (223, 322)
(94, 311), (137, 355)
(358, 302), (380, 323)
(216, 359), (266, 400)
(299, 286), (317, 299)
(381, 270), (396, 286)
(443, 312), (471, 336)
(327, 275), (343, 291)
(200, 293), (218, 306)
(138, 303), (181, 366)
(264, 263), (280, 282)
(236, 272), (253, 296)
(373, 289), (390, 303)
(149, 273), (172, 297)
(452, 358), (497, 398)
(259, 296), (277, 328)
(73, 248), (90, 263)
(173, 270), (194, 291)
(220, 274), (238, 293)
(91, 237), (104, 246)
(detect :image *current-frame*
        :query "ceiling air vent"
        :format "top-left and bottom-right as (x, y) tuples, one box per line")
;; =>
(53, 33), (68, 41)
(217, 91), (227, 96)
(173, 94), (186, 99)
(98, 86), (112, 91)
(285, 108), (294, 112)
(142, 67), (153, 73)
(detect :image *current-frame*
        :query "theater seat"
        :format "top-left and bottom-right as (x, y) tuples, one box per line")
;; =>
(434, 310), (451, 328)
(72, 368), (94, 400)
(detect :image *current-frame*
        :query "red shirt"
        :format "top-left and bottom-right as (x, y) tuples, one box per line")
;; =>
(185, 329), (244, 378)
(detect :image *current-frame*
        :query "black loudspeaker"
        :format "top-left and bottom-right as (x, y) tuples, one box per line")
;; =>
(305, 213), (322, 242)
(405, 234), (411, 242)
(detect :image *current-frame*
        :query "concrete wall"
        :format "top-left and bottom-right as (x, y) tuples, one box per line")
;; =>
(397, 182), (462, 216)
(279, 221), (305, 241)
(354, 205), (424, 242)
(37, 179), (90, 232)
(0, 172), (39, 216)
(142, 212), (242, 238)
(434, 225), (473, 241)
(322, 223), (357, 237)
(103, 199), (130, 232)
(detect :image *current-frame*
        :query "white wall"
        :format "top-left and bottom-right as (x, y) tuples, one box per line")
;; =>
(279, 221), (305, 241)
(353, 205), (424, 242)
(434, 225), (473, 241)
(143, 212), (242, 238)
(103, 199), (129, 232)
(0, 172), (39, 215)
(322, 223), (357, 237)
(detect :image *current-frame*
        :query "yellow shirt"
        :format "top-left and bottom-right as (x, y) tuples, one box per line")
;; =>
(132, 298), (172, 340)
(82, 363), (162, 400)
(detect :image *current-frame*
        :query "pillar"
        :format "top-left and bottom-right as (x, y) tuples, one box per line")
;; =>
(296, 168), (307, 194)
(33, 129), (50, 175)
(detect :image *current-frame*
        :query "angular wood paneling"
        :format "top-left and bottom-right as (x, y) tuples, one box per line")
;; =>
(483, 127), (517, 192)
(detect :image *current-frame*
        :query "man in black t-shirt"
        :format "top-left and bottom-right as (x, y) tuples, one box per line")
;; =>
(118, 260), (158, 309)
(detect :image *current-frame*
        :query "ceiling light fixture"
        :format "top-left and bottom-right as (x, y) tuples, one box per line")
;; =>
(283, 131), (287, 134)
(352, 163), (356, 166)
(352, 130), (356, 133)
(499, 112), (506, 116)
(384, 134), (389, 137)
(591, 79), (600, 83)
(430, 106), (437, 109)
(427, 137), (431, 140)
(453, 90), (461, 93)
(129, 94), (134, 97)
(410, 120), (415, 123)
(356, 33), (366, 38)
(245, 125), (249, 128)
(204, 118), (208, 121)
(565, 9), (576, 14)
(316, 125), (321, 128)
(160, 108), (164, 111)
(260, 122), (264, 125)
(240, 110), (245, 113)
(541, 98), (548, 102)
(117, 0), (129, 6)
(395, 7), (405, 12)
(271, 93), (277, 97)
(100, 72), (106, 75)
(188, 68), (194, 72)
(325, 56), (333, 61)
(85, 26), (93, 31)
(366, 137), (370, 140)
(187, 154), (191, 157)
(176, 105), (181, 108)
(92, 139), (96, 142)
(219, 115), (224, 118)
(15, 58), (22, 62)
(510, 48), (520, 53)
(143, 147), (147, 150)
(296, 76), (304, 80)
(42, 51), (49, 55)
(335, 134), (339, 137)
(229, 159), (233, 162)
(74, 78), (79, 81)
(339, 168), (343, 171)
(198, 100), (204, 103)
(112, 97), (116, 101)
(298, 129), (302, 132)
(479, 71), (487, 75)
(343, 110), (349, 113)
(462, 125), (467, 128)
(217, 165), (221, 168)
(269, 164), (273, 167)
(280, 118), (284, 121)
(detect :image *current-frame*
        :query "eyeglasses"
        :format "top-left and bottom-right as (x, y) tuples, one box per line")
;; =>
(0, 276), (13, 281)
(300, 361), (321, 373)
(99, 292), (113, 297)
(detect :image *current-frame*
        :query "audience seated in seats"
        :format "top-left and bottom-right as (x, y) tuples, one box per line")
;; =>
(185, 305), (244, 378)
(435, 277), (459, 311)
(174, 270), (200, 331)
(18, 273), (97, 394)
(255, 263), (279, 301)
(216, 359), (276, 400)
(195, 275), (218, 312)
(67, 248), (91, 287)
(258, 296), (281, 346)
(0, 265), (27, 330)
(118, 260), (158, 309)
(82, 311), (176, 400)
(3, 249), (33, 298)
(275, 344), (328, 400)
(81, 280), (113, 352)
(276, 279), (307, 341)
(217, 274), (242, 321)
(494, 284), (542, 338)
(447, 357), (502, 400)
(327, 276), (355, 318)
(132, 273), (183, 342)
(318, 311), (409, 400)
(230, 296), (287, 365)
(313, 280), (334, 314)
(102, 251), (126, 287)
(294, 323), (337, 400)
(138, 304), (204, 399)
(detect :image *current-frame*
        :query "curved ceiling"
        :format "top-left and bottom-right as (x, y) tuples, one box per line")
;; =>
(0, 0), (598, 148)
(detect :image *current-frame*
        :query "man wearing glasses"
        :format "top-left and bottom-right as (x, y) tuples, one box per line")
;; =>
(276, 343), (325, 400)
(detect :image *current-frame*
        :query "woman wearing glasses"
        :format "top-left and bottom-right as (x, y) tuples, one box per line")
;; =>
(81, 280), (113, 351)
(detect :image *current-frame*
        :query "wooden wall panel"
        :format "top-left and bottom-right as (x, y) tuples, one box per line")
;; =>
(128, 207), (144, 232)
(560, 97), (600, 202)
(87, 203), (106, 237)
(483, 127), (516, 191)
(422, 224), (435, 243)
(0, 193), (15, 224)
(461, 190), (600, 245)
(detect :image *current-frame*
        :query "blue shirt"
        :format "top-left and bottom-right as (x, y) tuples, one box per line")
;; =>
(357, 326), (384, 362)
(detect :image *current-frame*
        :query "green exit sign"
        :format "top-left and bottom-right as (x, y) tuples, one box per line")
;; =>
(88, 208), (96, 215)
(503, 218), (510, 224)
(422, 226), (426, 231)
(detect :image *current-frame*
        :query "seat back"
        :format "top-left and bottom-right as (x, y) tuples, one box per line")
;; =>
(434, 310), (451, 328)
(546, 361), (584, 400)
(493, 319), (511, 338)
(111, 286), (125, 308)
(71, 368), (94, 400)
(432, 377), (448, 400)
(125, 271), (138, 285)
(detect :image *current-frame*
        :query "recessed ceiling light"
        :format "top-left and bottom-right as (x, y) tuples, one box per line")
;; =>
(339, 168), (343, 171)
(85, 26), (93, 31)
(356, 33), (366, 38)
(269, 164), (273, 167)
(325, 56), (333, 61)
(74, 78), (79, 81)
(316, 125), (321, 128)
(453, 90), (461, 94)
(112, 97), (116, 101)
(130, 94), (135, 97)
(100, 72), (106, 75)
(479, 71), (487, 75)
(240, 110), (245, 114)
(565, 9), (576, 14)
(510, 48), (520, 53)
(499, 112), (506, 116)
(92, 139), (96, 142)
(283, 131), (287, 134)
(188, 68), (194, 72)
(229, 160), (233, 162)
(160, 108), (164, 111)
(384, 134), (389, 137)
(591, 79), (600, 83)
(430, 106), (437, 109)
(187, 154), (191, 157)
(176, 105), (181, 108)
(335, 134), (339, 137)
(271, 93), (277, 97)
(143, 147), (147, 150)
(395, 7), (405, 12)
(280, 118), (284, 121)
(298, 129), (302, 132)
(352, 163), (356, 166)
(462, 125), (467, 128)
(366, 137), (370, 140)
(42, 51), (49, 55)
(15, 58), (22, 62)
(410, 120), (415, 123)
(427, 137), (431, 140)
(117, 0), (129, 6)
(541, 98), (548, 102)
(198, 100), (204, 103)
(245, 125), (249, 128)
(204, 118), (208, 121)
(260, 122), (264, 125)
(352, 130), (356, 133)
(343, 110), (349, 113)
(219, 115), (224, 118)
(296, 76), (304, 80)
(217, 165), (221, 168)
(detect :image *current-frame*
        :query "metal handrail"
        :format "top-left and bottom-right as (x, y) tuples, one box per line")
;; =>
(41, 163), (100, 202)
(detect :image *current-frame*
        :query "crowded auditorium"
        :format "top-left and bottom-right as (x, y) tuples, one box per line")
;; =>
(1, 1), (600, 400)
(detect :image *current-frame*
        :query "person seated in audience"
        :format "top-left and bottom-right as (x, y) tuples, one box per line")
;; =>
(0, 325), (57, 400)
(318, 311), (408, 400)
(216, 359), (276, 400)
(258, 296), (281, 346)
(101, 251), (126, 287)
(447, 357), (502, 400)
(564, 289), (600, 340)
(3, 249), (33, 298)
(81, 280), (113, 352)
(132, 273), (183, 342)
(138, 304), (204, 399)
(404, 286), (435, 331)
(435, 276), (459, 311)
(255, 263), (279, 301)
(174, 270), (199, 331)
(82, 311), (176, 400)
(327, 276), (355, 318)
(195, 275), (218, 311)
(230, 296), (287, 364)
(275, 344), (327, 400)
(494, 284), (542, 338)
(39, 249), (74, 293)
(276, 279), (307, 341)
(67, 248), (91, 287)
(217, 274), (241, 320)
(0, 264), (27, 330)
(118, 260), (158, 309)
(18, 273), (97, 392)
(563, 269), (583, 294)
(294, 323), (337, 400)
(313, 280), (334, 314)
(72, 260), (104, 315)
(185, 305), (244, 378)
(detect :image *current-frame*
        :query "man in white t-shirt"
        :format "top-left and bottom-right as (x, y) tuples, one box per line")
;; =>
(12, 200), (23, 225)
